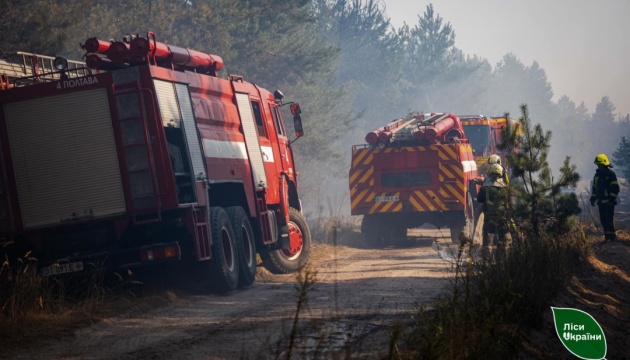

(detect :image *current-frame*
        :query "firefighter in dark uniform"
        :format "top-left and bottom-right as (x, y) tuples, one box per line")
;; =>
(590, 153), (619, 242)
(477, 163), (512, 256)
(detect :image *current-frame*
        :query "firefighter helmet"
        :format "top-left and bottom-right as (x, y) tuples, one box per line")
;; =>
(594, 153), (611, 166)
(488, 154), (501, 165)
(488, 163), (503, 176)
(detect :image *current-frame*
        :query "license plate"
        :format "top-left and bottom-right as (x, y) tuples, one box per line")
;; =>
(40, 261), (84, 276)
(374, 195), (399, 202)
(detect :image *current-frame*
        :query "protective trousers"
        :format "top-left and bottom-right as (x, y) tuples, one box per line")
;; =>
(598, 204), (616, 240)
(482, 221), (512, 247)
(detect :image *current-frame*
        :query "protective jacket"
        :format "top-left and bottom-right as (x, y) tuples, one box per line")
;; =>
(590, 167), (619, 205)
(477, 178), (509, 223)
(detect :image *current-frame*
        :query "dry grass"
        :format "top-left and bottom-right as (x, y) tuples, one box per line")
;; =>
(400, 225), (589, 360)
(4, 201), (619, 359)
(519, 232), (630, 359)
(0, 253), (153, 347)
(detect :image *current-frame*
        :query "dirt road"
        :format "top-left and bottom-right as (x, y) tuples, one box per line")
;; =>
(4, 227), (460, 360)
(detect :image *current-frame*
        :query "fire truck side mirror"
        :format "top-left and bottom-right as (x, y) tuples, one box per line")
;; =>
(293, 114), (304, 138)
(290, 103), (301, 116)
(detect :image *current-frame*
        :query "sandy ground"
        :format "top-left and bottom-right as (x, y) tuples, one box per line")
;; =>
(2, 214), (628, 359)
(2, 227), (462, 360)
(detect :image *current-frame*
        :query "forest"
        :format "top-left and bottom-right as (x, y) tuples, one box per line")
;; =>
(2, 0), (628, 218)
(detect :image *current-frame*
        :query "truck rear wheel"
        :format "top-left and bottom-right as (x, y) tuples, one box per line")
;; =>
(261, 208), (311, 274)
(226, 206), (256, 287)
(361, 214), (383, 246)
(361, 214), (406, 247)
(450, 193), (475, 244)
(206, 206), (239, 292)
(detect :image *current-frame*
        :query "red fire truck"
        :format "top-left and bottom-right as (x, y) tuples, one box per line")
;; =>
(349, 113), (478, 244)
(459, 115), (519, 173)
(0, 32), (311, 291)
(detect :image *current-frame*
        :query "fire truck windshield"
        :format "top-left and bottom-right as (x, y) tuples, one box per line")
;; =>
(463, 125), (491, 156)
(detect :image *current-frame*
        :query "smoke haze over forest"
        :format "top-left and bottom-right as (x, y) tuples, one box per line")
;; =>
(384, 0), (630, 117)
(1, 0), (628, 218)
(315, 0), (630, 218)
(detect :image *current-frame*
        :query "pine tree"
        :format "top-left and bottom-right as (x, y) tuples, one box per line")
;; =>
(613, 135), (630, 179)
(312, 0), (403, 128)
(406, 4), (455, 83)
(0, 0), (82, 56)
(401, 4), (457, 110)
(588, 96), (617, 150)
(487, 54), (555, 122)
(498, 104), (581, 236)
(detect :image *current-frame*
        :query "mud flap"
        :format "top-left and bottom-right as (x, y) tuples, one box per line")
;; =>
(277, 224), (290, 249)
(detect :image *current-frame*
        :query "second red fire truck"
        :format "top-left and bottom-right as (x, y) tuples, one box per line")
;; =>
(0, 32), (311, 291)
(349, 113), (478, 244)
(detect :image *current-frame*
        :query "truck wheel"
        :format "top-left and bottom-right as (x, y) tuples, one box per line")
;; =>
(261, 208), (311, 274)
(207, 206), (239, 292)
(226, 206), (256, 287)
(391, 227), (406, 238)
(361, 215), (406, 246)
(450, 193), (475, 244)
(361, 214), (383, 246)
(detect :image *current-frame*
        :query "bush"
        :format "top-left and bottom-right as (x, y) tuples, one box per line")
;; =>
(405, 227), (588, 359)
(0, 252), (46, 319)
(1, 253), (129, 328)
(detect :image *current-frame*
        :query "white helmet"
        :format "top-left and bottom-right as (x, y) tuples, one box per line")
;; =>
(488, 154), (501, 166)
(488, 163), (503, 177)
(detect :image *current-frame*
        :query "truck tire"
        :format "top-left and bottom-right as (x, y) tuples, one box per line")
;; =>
(207, 206), (239, 292)
(361, 214), (383, 246)
(261, 207), (311, 274)
(450, 193), (475, 244)
(226, 206), (256, 287)
(361, 215), (406, 247)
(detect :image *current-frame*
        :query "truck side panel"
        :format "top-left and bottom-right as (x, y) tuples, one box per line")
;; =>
(183, 74), (257, 217)
(3, 87), (126, 229)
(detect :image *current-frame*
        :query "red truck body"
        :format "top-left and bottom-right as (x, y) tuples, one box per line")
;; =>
(349, 113), (478, 244)
(0, 34), (311, 290)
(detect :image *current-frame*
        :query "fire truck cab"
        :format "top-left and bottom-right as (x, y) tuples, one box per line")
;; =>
(459, 115), (518, 176)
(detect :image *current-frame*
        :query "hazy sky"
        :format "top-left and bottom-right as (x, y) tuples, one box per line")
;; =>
(383, 0), (630, 116)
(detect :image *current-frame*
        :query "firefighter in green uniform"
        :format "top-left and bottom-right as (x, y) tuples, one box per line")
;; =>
(477, 163), (512, 256)
(590, 153), (619, 242)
